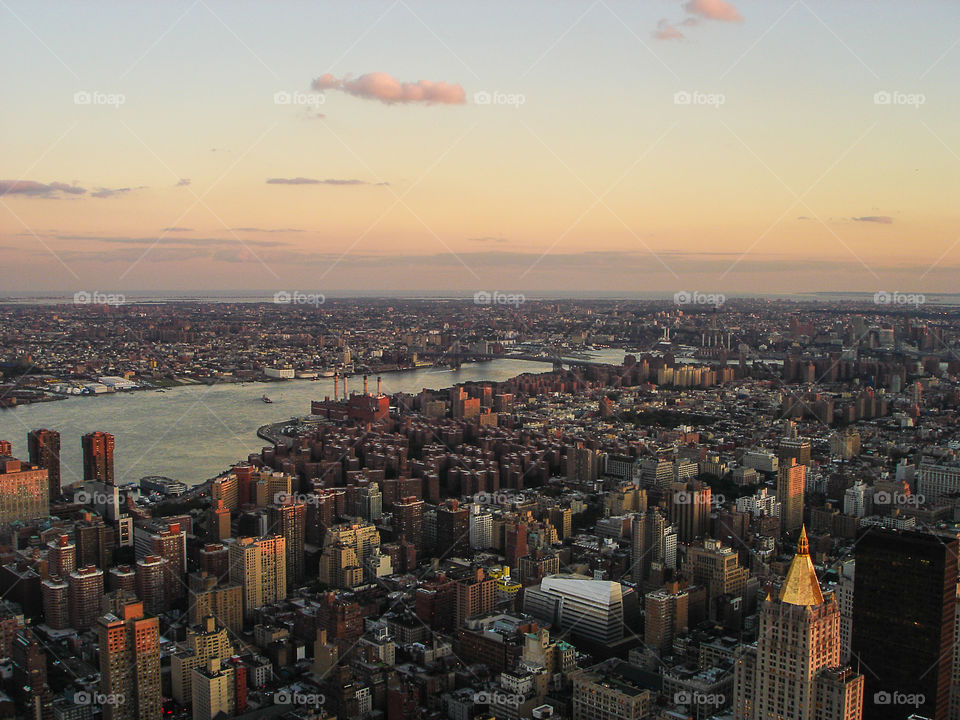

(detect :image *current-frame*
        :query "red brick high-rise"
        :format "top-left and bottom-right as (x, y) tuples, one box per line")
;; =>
(82, 431), (114, 484)
(28, 429), (61, 500)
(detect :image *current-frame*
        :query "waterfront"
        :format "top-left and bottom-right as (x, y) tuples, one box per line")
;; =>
(0, 356), (629, 487)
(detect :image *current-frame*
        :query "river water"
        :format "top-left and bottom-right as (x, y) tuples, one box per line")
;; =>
(0, 355), (631, 488)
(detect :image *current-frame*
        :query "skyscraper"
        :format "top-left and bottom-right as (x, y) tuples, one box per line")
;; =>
(268, 499), (306, 586)
(227, 535), (287, 620)
(733, 527), (863, 719)
(393, 495), (423, 550)
(28, 429), (61, 500)
(851, 527), (957, 720)
(777, 458), (806, 532)
(0, 453), (49, 523)
(82, 431), (115, 484)
(98, 596), (162, 720)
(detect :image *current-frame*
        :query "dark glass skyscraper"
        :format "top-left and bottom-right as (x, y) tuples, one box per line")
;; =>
(28, 428), (61, 500)
(851, 527), (957, 720)
(82, 431), (115, 484)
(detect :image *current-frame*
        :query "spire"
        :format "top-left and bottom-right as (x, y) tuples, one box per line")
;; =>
(778, 525), (824, 606)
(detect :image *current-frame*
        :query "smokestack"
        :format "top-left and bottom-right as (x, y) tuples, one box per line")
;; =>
(344, 375), (348, 398)
(363, 374), (368, 395)
(377, 376), (382, 395)
(334, 373), (339, 398)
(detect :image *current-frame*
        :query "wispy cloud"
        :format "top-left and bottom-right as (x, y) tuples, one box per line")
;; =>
(0, 180), (86, 198)
(91, 186), (147, 198)
(852, 216), (893, 224)
(311, 72), (466, 105)
(266, 177), (387, 186)
(176, 178), (191, 186)
(162, 226), (193, 232)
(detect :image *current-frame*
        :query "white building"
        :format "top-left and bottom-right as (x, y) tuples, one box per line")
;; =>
(469, 504), (493, 549)
(735, 487), (781, 518)
(523, 574), (628, 644)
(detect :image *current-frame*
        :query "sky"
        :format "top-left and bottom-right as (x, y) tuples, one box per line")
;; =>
(1, 0), (960, 296)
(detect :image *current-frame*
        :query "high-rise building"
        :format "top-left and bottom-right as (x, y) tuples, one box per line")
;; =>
(644, 582), (689, 653)
(0, 453), (49, 523)
(851, 528), (956, 720)
(227, 535), (287, 620)
(47, 535), (76, 577)
(469, 504), (492, 549)
(356, 483), (383, 521)
(28, 429), (61, 500)
(548, 507), (572, 540)
(98, 596), (161, 720)
(436, 499), (469, 557)
(82, 431), (115, 484)
(187, 573), (243, 635)
(192, 658), (236, 720)
(135, 555), (169, 614)
(455, 567), (497, 627)
(669, 481), (712, 542)
(393, 496), (423, 550)
(683, 539), (750, 619)
(777, 458), (806, 532)
(171, 615), (235, 705)
(41, 577), (69, 630)
(68, 565), (104, 630)
(631, 508), (676, 587)
(567, 444), (600, 484)
(523, 574), (628, 645)
(733, 528), (863, 720)
(778, 437), (812, 466)
(134, 521), (186, 603)
(268, 499), (306, 586)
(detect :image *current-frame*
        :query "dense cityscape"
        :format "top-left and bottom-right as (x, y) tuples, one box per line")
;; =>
(0, 297), (959, 720)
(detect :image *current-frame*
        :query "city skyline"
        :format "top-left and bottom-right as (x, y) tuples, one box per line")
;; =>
(3, 1), (960, 293)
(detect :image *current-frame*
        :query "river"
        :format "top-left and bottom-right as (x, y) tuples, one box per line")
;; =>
(0, 350), (623, 488)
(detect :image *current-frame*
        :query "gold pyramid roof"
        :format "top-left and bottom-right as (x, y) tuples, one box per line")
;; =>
(779, 526), (824, 606)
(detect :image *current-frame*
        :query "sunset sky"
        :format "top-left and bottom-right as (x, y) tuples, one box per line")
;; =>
(2, 0), (959, 295)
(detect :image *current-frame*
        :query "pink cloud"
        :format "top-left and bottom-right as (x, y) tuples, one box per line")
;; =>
(311, 72), (466, 105)
(653, 20), (686, 40)
(683, 0), (742, 22)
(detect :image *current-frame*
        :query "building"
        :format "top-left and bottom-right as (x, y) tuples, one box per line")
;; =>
(436, 500), (470, 557)
(47, 535), (76, 578)
(917, 461), (960, 505)
(669, 481), (712, 542)
(572, 659), (652, 720)
(523, 574), (627, 645)
(630, 508), (676, 587)
(98, 597), (162, 720)
(779, 437), (812, 466)
(135, 555), (169, 614)
(134, 521), (186, 603)
(777, 458), (806, 532)
(28, 428), (61, 500)
(645, 582), (689, 653)
(227, 535), (287, 620)
(187, 573), (243, 634)
(469, 504), (493, 549)
(81, 431), (114, 484)
(455, 567), (498, 626)
(192, 658), (236, 720)
(0, 453), (49, 523)
(393, 495), (424, 550)
(268, 499), (306, 586)
(171, 615), (235, 705)
(68, 566), (104, 630)
(851, 528), (956, 720)
(733, 528), (863, 720)
(683, 539), (750, 616)
(41, 577), (69, 630)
